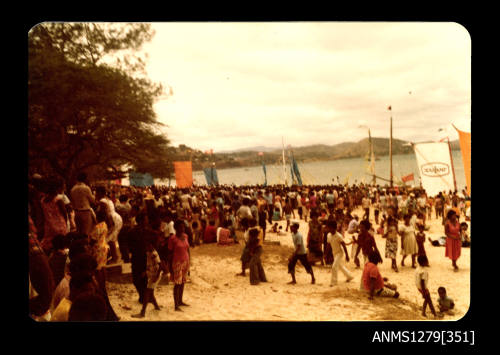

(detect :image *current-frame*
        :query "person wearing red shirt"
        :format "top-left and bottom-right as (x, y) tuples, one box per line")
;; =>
(362, 251), (399, 300)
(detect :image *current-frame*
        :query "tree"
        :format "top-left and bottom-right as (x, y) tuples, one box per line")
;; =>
(28, 22), (173, 186)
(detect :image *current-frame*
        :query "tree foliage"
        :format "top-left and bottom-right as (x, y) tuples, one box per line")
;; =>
(28, 22), (173, 186)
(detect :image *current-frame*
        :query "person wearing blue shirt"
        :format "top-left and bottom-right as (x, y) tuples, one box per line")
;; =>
(288, 222), (315, 284)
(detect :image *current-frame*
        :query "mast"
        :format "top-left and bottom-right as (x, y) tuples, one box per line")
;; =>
(447, 136), (457, 192)
(368, 129), (376, 185)
(390, 114), (393, 188)
(282, 136), (287, 186)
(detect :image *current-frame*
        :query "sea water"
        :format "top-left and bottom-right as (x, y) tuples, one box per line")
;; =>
(184, 151), (466, 191)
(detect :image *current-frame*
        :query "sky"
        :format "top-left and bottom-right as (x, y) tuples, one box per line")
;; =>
(140, 22), (471, 153)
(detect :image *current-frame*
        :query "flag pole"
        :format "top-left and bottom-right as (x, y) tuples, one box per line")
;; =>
(446, 136), (457, 192)
(389, 106), (393, 188)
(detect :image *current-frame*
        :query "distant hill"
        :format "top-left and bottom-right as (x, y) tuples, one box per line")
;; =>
(170, 139), (460, 171)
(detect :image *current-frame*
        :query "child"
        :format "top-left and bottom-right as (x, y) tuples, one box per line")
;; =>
(192, 221), (201, 246)
(415, 255), (440, 318)
(132, 238), (162, 318)
(460, 222), (471, 247)
(415, 223), (428, 265)
(437, 286), (455, 315)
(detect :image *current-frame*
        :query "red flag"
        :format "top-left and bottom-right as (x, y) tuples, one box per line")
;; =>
(387, 105), (392, 111)
(401, 173), (414, 183)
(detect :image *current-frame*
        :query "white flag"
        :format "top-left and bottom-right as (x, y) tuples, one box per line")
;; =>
(413, 142), (456, 197)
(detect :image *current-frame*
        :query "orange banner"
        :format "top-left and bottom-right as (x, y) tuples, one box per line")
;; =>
(173, 161), (193, 188)
(453, 125), (471, 196)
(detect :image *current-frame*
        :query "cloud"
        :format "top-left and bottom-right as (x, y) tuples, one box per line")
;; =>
(145, 22), (470, 150)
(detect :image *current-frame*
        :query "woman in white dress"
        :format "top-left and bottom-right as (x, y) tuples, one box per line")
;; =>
(398, 214), (417, 268)
(96, 186), (123, 264)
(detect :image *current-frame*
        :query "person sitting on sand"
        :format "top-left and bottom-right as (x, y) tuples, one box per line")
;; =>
(217, 220), (237, 245)
(362, 251), (399, 300)
(460, 222), (471, 248)
(437, 286), (455, 315)
(428, 236), (447, 247)
(288, 222), (315, 285)
(203, 220), (217, 244)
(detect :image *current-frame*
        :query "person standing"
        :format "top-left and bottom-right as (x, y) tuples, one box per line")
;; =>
(444, 210), (462, 271)
(115, 194), (132, 263)
(168, 220), (191, 311)
(89, 209), (119, 321)
(399, 214), (418, 268)
(248, 228), (267, 285)
(40, 178), (68, 254)
(326, 220), (353, 286)
(70, 172), (96, 236)
(95, 186), (123, 264)
(382, 217), (399, 272)
(128, 213), (149, 305)
(288, 222), (315, 285)
(362, 195), (371, 221)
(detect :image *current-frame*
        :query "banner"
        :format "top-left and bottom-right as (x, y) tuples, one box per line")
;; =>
(413, 142), (456, 197)
(128, 172), (154, 187)
(203, 166), (219, 186)
(292, 156), (303, 186)
(173, 161), (193, 188)
(453, 125), (471, 196)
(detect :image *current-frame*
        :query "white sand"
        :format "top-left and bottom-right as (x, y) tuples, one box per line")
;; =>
(108, 207), (470, 321)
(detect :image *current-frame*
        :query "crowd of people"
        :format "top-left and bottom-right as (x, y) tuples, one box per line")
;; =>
(28, 171), (471, 321)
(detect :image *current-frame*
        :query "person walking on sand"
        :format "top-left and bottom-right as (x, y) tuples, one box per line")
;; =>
(415, 255), (440, 318)
(132, 236), (162, 318)
(288, 222), (315, 285)
(444, 210), (462, 271)
(326, 220), (353, 286)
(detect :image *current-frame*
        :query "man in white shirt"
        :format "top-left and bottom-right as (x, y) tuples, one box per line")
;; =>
(327, 220), (354, 286)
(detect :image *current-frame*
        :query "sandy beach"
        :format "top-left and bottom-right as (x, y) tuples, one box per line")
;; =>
(107, 206), (470, 321)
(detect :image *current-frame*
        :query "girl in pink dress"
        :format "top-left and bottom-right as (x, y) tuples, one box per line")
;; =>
(444, 210), (462, 271)
(168, 220), (191, 311)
